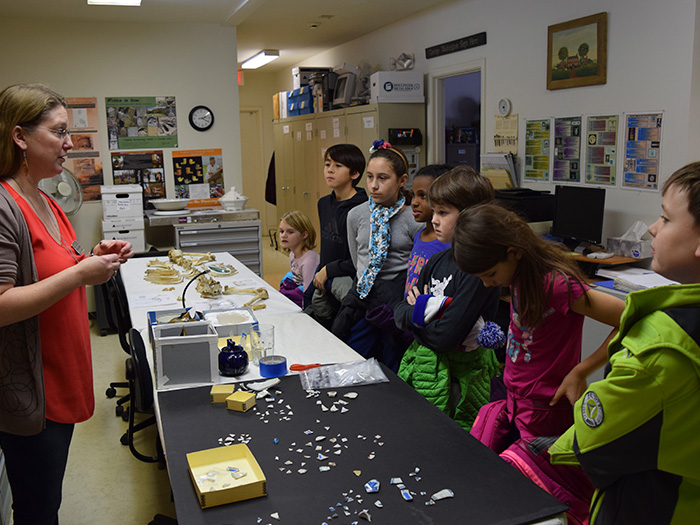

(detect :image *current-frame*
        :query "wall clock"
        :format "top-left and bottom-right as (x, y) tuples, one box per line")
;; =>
(498, 98), (512, 117)
(189, 105), (214, 131)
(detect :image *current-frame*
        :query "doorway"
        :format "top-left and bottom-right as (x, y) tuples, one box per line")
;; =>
(239, 107), (276, 234)
(427, 59), (484, 168)
(443, 72), (481, 170)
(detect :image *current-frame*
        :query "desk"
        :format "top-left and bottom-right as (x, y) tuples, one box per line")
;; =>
(158, 368), (567, 524)
(121, 253), (567, 523)
(120, 252), (300, 332)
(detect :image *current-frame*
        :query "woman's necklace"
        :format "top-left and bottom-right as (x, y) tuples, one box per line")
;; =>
(10, 176), (62, 243)
(12, 177), (80, 265)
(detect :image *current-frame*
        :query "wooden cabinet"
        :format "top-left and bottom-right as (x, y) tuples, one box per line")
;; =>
(273, 103), (426, 234)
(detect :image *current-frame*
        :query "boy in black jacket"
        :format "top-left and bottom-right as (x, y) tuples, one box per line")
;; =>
(307, 144), (367, 323)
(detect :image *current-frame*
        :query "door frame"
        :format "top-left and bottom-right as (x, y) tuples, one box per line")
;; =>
(239, 106), (273, 232)
(426, 58), (485, 164)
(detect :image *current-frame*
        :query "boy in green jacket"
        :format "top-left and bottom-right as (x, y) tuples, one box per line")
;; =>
(550, 161), (700, 524)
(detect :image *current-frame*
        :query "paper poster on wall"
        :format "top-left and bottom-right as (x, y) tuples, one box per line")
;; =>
(584, 114), (619, 186)
(172, 148), (224, 204)
(111, 150), (165, 203)
(105, 96), (177, 150)
(65, 97), (104, 201)
(524, 119), (551, 181)
(622, 112), (663, 191)
(494, 114), (518, 154)
(553, 116), (582, 182)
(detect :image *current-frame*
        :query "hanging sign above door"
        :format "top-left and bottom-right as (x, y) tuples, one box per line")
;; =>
(425, 32), (487, 59)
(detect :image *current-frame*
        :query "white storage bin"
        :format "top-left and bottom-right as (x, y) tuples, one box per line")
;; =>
(101, 222), (146, 253)
(101, 184), (143, 219)
(370, 71), (425, 103)
(101, 217), (145, 230)
(151, 321), (218, 390)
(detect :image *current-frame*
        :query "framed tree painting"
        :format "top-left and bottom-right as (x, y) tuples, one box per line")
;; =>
(547, 12), (607, 90)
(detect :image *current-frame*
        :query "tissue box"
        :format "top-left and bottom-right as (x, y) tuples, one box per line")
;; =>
(622, 239), (653, 259)
(607, 237), (653, 259)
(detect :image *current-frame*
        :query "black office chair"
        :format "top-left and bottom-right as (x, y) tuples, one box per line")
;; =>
(100, 270), (133, 420)
(121, 327), (161, 464)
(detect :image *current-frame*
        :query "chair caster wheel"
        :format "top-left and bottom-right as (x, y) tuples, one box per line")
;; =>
(106, 387), (117, 398)
(121, 408), (130, 422)
(116, 405), (124, 417)
(120, 433), (128, 446)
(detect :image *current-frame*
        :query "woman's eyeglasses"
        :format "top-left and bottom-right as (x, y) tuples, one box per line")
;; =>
(29, 127), (71, 140)
(43, 128), (72, 140)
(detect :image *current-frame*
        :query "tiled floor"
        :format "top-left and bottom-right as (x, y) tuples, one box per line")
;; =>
(58, 241), (289, 524)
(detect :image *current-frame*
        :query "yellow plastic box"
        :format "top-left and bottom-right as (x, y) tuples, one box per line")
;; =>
(187, 444), (266, 509)
(210, 384), (237, 403)
(226, 391), (256, 412)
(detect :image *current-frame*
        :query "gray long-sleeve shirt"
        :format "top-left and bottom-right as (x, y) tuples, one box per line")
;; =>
(346, 202), (422, 283)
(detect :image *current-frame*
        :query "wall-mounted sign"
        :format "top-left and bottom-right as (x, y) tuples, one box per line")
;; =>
(425, 32), (487, 59)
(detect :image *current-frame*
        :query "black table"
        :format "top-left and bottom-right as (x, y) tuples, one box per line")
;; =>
(157, 367), (567, 524)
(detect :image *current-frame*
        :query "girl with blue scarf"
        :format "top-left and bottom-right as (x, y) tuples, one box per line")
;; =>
(331, 141), (422, 370)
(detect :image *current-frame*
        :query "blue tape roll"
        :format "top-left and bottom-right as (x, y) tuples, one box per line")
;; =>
(259, 355), (287, 378)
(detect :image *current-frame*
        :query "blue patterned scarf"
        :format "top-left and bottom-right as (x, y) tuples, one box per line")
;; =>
(356, 195), (406, 299)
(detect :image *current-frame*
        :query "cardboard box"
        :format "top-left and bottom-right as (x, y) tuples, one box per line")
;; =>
(187, 444), (266, 509)
(370, 71), (425, 103)
(279, 91), (289, 119)
(287, 87), (314, 116)
(101, 222), (146, 253)
(101, 217), (145, 230)
(292, 67), (331, 89)
(210, 384), (237, 403)
(272, 92), (280, 120)
(100, 184), (143, 220)
(151, 321), (218, 390)
(226, 391), (256, 412)
(202, 307), (258, 338)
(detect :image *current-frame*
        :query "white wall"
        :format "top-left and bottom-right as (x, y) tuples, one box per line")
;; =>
(0, 17), (242, 253)
(289, 0), (699, 242)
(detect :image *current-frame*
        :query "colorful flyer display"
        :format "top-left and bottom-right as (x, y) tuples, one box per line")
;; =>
(65, 97), (104, 201)
(524, 119), (551, 181)
(172, 148), (224, 202)
(622, 113), (662, 191)
(105, 96), (177, 150)
(585, 114), (619, 186)
(111, 150), (165, 203)
(553, 116), (582, 182)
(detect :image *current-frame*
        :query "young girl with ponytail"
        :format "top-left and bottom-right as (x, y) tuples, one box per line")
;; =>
(331, 140), (421, 370)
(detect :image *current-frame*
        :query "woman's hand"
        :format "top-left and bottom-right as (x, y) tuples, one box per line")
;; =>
(92, 240), (134, 263)
(78, 253), (121, 286)
(313, 266), (328, 289)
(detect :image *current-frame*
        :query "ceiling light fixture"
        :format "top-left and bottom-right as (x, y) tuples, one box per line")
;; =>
(241, 50), (279, 70)
(87, 0), (142, 6)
